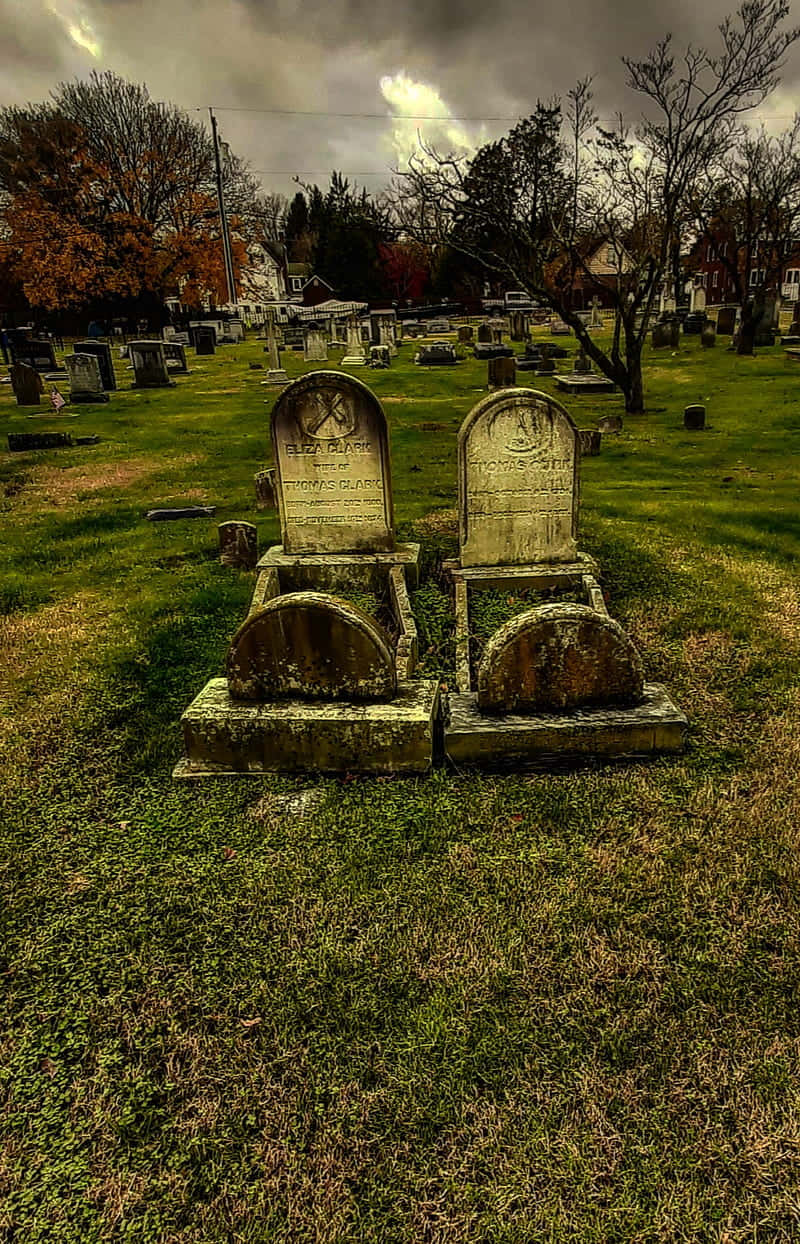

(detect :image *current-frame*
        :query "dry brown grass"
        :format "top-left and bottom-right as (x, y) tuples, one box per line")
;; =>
(10, 454), (203, 509)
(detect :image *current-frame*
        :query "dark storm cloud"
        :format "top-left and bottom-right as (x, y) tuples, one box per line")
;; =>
(2, 0), (799, 196)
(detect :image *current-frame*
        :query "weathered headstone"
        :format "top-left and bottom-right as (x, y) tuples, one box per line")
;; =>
(477, 322), (492, 343)
(477, 604), (644, 712)
(10, 362), (44, 406)
(64, 353), (108, 403)
(598, 413), (623, 434)
(701, 324), (716, 348)
(379, 316), (397, 357)
(342, 316), (368, 366)
(219, 521), (258, 569)
(129, 341), (175, 388)
(509, 311), (526, 342)
(536, 343), (556, 375)
(693, 287), (707, 313)
(716, 306), (737, 335)
(458, 325), (474, 343)
(193, 325), (216, 355)
(271, 371), (395, 555)
(12, 338), (58, 372)
(303, 326), (328, 363)
(490, 324), (504, 345)
(254, 468), (276, 509)
(487, 356), (517, 389)
(416, 342), (457, 366)
(458, 388), (579, 567)
(589, 297), (603, 329)
(574, 346), (592, 374)
(262, 312), (289, 384)
(579, 429), (602, 456)
(684, 404), (706, 431)
(74, 340), (116, 391)
(370, 344), (391, 368)
(163, 342), (190, 374)
(226, 592), (397, 701)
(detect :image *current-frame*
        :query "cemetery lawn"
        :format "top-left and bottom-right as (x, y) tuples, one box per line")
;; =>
(2, 334), (800, 1243)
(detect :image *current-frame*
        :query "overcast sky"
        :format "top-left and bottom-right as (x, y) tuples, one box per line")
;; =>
(3, 0), (800, 199)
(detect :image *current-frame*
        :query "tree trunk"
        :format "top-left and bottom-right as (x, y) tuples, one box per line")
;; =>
(623, 356), (645, 414)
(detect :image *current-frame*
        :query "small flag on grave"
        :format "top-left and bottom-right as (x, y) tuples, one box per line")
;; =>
(50, 387), (66, 412)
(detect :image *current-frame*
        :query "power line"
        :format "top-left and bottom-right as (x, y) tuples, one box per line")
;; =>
(201, 106), (520, 120)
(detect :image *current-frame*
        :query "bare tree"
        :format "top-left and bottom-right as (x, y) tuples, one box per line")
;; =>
(390, 1), (799, 414)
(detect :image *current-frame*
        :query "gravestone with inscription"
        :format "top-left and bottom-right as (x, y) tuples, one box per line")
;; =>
(12, 339), (59, 372)
(163, 341), (190, 374)
(458, 388), (579, 567)
(65, 353), (108, 403)
(271, 371), (394, 556)
(75, 341), (116, 391)
(129, 341), (175, 388)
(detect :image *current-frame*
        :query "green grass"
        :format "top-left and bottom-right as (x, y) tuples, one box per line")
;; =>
(2, 331), (800, 1241)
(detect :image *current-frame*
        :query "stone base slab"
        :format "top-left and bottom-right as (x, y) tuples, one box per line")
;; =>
(443, 553), (599, 591)
(261, 370), (290, 385)
(341, 355), (369, 366)
(175, 677), (441, 776)
(445, 682), (687, 769)
(258, 542), (421, 591)
(554, 374), (616, 394)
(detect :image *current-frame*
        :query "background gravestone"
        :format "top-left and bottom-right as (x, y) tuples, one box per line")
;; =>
(10, 362), (44, 406)
(458, 388), (579, 567)
(487, 356), (517, 389)
(130, 341), (175, 388)
(65, 353), (108, 403)
(163, 342), (189, 374)
(271, 371), (395, 556)
(716, 307), (737, 335)
(219, 521), (258, 568)
(303, 326), (328, 362)
(193, 326), (216, 355)
(477, 322), (492, 343)
(12, 339), (57, 372)
(684, 405), (706, 431)
(74, 340), (116, 391)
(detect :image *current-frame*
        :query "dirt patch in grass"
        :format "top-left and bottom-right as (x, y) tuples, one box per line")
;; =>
(764, 584), (800, 643)
(18, 454), (202, 508)
(413, 508), (458, 537)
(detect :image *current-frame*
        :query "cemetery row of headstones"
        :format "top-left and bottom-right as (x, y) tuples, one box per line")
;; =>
(175, 371), (686, 779)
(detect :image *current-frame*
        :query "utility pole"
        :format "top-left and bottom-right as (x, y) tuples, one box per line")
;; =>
(209, 107), (237, 307)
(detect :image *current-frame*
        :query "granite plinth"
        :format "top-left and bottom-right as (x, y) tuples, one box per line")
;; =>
(258, 542), (421, 591)
(445, 682), (687, 769)
(175, 677), (441, 776)
(261, 370), (289, 385)
(554, 374), (616, 394)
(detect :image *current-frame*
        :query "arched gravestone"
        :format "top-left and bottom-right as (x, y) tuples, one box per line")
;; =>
(477, 603), (644, 712)
(226, 591), (397, 701)
(458, 388), (579, 567)
(271, 371), (395, 556)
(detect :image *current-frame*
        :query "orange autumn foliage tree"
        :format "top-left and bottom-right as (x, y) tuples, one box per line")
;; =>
(0, 75), (263, 315)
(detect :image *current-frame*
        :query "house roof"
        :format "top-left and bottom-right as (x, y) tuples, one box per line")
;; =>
(295, 299), (367, 320)
(302, 274), (334, 291)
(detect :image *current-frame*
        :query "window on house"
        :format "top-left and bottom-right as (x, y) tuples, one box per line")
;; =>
(720, 242), (728, 257)
(706, 244), (713, 261)
(786, 269), (800, 284)
(606, 248), (615, 265)
(712, 270), (719, 286)
(749, 268), (765, 286)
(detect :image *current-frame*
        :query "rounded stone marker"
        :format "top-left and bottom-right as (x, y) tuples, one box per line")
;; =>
(684, 404), (706, 431)
(226, 591), (397, 702)
(477, 602), (644, 713)
(579, 429), (602, 456)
